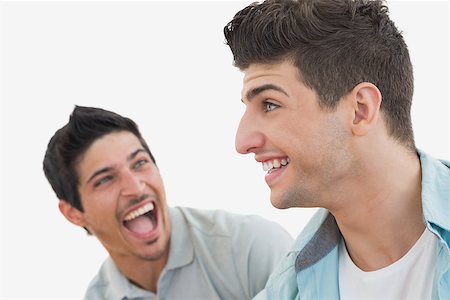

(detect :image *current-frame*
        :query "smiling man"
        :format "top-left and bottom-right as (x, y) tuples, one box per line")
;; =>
(43, 106), (293, 299)
(224, 0), (450, 299)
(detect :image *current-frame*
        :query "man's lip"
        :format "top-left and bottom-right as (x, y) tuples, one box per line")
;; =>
(254, 153), (289, 163)
(121, 199), (161, 240)
(121, 199), (156, 222)
(264, 163), (288, 186)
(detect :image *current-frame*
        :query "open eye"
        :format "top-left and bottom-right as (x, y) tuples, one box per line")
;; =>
(264, 101), (279, 112)
(94, 175), (113, 187)
(134, 159), (148, 169)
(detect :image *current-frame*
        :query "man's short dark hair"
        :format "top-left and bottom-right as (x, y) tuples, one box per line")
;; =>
(43, 105), (156, 212)
(224, 0), (415, 151)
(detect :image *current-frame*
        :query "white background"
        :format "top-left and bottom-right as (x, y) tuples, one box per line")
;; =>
(0, 1), (448, 299)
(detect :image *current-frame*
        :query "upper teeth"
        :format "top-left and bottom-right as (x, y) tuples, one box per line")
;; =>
(262, 158), (290, 172)
(124, 203), (154, 221)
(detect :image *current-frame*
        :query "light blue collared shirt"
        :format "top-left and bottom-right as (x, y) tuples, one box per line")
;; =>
(84, 206), (293, 300)
(258, 150), (450, 299)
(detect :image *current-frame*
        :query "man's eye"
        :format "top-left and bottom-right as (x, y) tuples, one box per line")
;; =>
(94, 176), (112, 187)
(134, 159), (148, 169)
(264, 101), (279, 112)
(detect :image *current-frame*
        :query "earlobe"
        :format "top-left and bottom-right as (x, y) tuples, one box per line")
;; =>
(58, 200), (86, 227)
(350, 82), (382, 136)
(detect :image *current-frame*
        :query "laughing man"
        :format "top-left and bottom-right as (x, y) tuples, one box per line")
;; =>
(43, 105), (293, 299)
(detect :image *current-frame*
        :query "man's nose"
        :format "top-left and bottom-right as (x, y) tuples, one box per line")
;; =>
(121, 170), (145, 197)
(235, 111), (264, 155)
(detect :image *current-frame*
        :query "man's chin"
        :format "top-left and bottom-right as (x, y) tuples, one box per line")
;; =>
(139, 242), (170, 261)
(270, 196), (289, 209)
(270, 189), (301, 209)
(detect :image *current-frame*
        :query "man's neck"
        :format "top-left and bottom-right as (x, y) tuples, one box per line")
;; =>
(332, 148), (424, 271)
(111, 250), (169, 293)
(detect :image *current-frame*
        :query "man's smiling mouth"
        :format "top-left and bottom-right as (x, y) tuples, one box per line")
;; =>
(262, 157), (290, 173)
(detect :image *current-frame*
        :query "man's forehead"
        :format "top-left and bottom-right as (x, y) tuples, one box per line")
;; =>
(87, 131), (140, 153)
(77, 132), (144, 175)
(243, 63), (282, 83)
(241, 62), (299, 99)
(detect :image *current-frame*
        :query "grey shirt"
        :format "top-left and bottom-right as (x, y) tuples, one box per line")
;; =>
(84, 207), (293, 300)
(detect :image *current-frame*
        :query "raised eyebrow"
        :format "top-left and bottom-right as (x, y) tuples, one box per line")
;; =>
(243, 84), (289, 103)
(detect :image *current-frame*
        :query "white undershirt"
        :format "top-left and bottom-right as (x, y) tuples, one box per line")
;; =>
(339, 228), (438, 300)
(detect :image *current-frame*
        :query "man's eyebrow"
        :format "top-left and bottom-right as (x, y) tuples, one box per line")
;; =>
(128, 148), (146, 161)
(86, 148), (146, 184)
(243, 84), (289, 103)
(86, 167), (112, 185)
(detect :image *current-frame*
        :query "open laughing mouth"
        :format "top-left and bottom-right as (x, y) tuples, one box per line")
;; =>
(123, 201), (159, 238)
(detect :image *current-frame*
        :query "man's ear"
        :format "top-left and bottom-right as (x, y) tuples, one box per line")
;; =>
(58, 200), (86, 228)
(349, 82), (382, 136)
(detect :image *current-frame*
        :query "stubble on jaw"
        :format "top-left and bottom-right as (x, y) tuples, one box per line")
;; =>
(274, 115), (355, 209)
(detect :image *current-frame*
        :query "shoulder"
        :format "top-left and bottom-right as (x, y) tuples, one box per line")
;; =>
(264, 251), (300, 299)
(418, 150), (450, 236)
(262, 211), (333, 300)
(234, 213), (293, 247)
(418, 149), (450, 178)
(83, 269), (108, 300)
(174, 206), (292, 241)
(83, 257), (128, 300)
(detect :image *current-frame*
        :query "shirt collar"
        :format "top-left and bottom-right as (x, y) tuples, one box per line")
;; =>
(165, 207), (195, 270)
(294, 210), (340, 272)
(293, 150), (450, 272)
(418, 149), (450, 235)
(103, 257), (153, 300)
